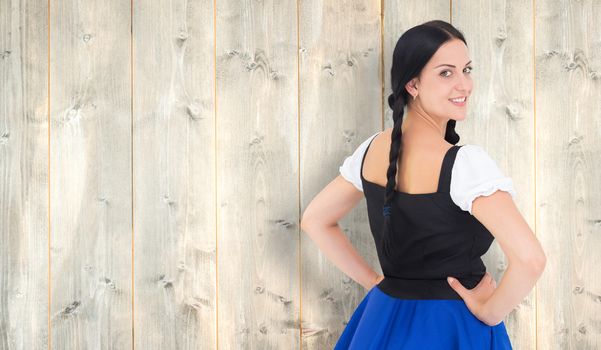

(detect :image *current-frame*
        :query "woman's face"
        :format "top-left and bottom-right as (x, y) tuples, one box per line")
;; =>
(407, 39), (473, 121)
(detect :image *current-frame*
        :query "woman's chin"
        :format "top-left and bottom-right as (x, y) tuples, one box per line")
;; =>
(450, 114), (467, 122)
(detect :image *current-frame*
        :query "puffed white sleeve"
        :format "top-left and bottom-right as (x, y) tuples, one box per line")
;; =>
(338, 131), (381, 192)
(450, 144), (517, 215)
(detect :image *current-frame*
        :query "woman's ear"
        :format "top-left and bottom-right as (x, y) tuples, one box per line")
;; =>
(405, 78), (419, 97)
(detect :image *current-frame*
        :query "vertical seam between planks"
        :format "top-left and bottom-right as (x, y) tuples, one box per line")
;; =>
(533, 0), (538, 348)
(214, 0), (219, 348)
(296, 0), (302, 347)
(130, 0), (135, 347)
(47, 0), (52, 348)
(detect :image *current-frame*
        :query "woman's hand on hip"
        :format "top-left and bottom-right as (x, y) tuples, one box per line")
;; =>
(447, 272), (500, 326)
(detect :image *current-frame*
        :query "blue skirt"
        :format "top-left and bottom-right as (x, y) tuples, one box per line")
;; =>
(334, 285), (513, 349)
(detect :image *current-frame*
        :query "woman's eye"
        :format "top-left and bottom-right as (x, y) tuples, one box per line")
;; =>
(441, 66), (473, 77)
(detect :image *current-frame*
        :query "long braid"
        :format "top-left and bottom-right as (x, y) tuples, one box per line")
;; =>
(382, 93), (406, 226)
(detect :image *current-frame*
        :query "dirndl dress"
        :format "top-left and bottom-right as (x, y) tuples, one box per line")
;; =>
(334, 131), (516, 349)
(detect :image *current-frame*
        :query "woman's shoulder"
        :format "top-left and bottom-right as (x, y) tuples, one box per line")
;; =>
(338, 130), (383, 191)
(454, 144), (503, 169)
(450, 143), (517, 215)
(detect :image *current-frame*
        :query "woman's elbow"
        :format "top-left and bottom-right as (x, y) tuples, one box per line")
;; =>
(300, 217), (313, 231)
(300, 212), (321, 232)
(521, 250), (547, 274)
(532, 251), (547, 272)
(511, 246), (546, 274)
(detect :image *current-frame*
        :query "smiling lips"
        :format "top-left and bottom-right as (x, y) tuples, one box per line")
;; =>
(449, 96), (467, 106)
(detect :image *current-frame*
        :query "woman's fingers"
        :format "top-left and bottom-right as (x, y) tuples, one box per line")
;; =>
(477, 272), (490, 287)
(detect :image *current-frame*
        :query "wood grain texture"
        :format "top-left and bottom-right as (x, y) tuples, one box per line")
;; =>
(452, 1), (536, 348)
(299, 1), (383, 348)
(536, 0), (601, 349)
(132, 0), (216, 349)
(215, 0), (300, 349)
(1, 1), (600, 349)
(49, 0), (132, 348)
(0, 0), (49, 349)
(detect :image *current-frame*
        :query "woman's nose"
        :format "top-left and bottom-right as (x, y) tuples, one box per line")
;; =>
(456, 74), (471, 92)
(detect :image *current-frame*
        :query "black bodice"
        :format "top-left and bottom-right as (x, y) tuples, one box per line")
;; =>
(361, 137), (496, 300)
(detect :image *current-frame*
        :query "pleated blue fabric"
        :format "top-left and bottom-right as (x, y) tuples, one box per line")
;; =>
(334, 285), (513, 349)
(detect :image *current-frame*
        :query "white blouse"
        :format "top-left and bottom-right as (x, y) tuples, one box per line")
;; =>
(339, 132), (517, 215)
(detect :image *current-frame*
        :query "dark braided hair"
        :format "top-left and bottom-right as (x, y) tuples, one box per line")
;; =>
(382, 20), (465, 231)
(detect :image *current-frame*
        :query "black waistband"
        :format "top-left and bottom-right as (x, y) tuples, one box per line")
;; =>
(376, 274), (483, 300)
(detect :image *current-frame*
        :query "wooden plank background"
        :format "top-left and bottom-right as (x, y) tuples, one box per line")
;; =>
(0, 1), (49, 349)
(535, 1), (601, 349)
(215, 0), (300, 349)
(0, 0), (599, 349)
(48, 0), (133, 348)
(132, 0), (215, 348)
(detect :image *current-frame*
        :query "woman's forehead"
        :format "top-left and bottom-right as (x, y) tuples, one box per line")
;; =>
(428, 40), (470, 68)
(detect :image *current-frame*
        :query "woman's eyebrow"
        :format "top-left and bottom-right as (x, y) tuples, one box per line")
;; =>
(434, 60), (472, 69)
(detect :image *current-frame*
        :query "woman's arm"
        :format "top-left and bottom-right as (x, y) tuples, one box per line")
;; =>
(481, 257), (545, 325)
(301, 221), (382, 290)
(301, 176), (381, 290)
(471, 190), (546, 325)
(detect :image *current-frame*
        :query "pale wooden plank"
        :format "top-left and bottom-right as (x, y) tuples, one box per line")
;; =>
(132, 0), (216, 348)
(299, 1), (386, 348)
(453, 1), (536, 348)
(536, 0), (601, 348)
(215, 0), (300, 348)
(49, 0), (132, 348)
(0, 0), (49, 349)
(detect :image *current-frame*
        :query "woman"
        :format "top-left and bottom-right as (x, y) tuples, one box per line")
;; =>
(300, 20), (546, 349)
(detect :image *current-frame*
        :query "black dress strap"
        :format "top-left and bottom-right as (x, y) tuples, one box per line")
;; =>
(437, 145), (462, 193)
